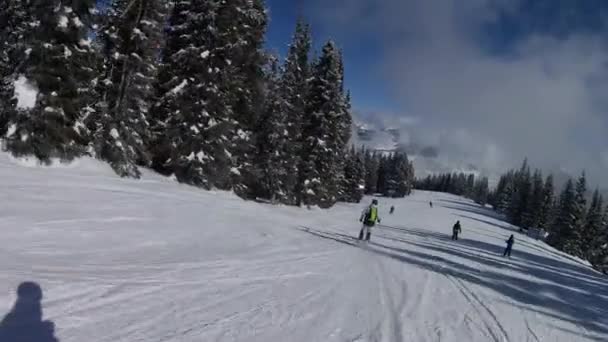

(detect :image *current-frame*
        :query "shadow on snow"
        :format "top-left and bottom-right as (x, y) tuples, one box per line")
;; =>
(297, 224), (608, 340)
(0, 282), (59, 342)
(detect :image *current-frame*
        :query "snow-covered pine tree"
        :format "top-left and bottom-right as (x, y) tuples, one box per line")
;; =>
(300, 41), (348, 208)
(331, 88), (353, 202)
(376, 154), (388, 195)
(594, 207), (608, 270)
(465, 174), (475, 198)
(152, 0), (233, 189)
(548, 179), (577, 250)
(491, 173), (509, 209)
(339, 146), (365, 203)
(508, 159), (532, 227)
(282, 20), (312, 205)
(382, 151), (412, 198)
(445, 174), (454, 193)
(539, 174), (555, 228)
(547, 196), (561, 233)
(563, 172), (588, 257)
(356, 148), (368, 197)
(364, 150), (379, 195)
(382, 154), (395, 196)
(523, 169), (545, 228)
(472, 177), (490, 205)
(91, 0), (167, 178)
(581, 189), (604, 261)
(216, 0), (268, 198)
(4, 0), (97, 162)
(406, 159), (415, 195)
(0, 0), (27, 135)
(254, 55), (289, 202)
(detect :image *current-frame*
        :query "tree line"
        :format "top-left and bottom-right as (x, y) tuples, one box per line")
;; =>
(416, 173), (490, 206)
(0, 0), (403, 208)
(333, 147), (415, 204)
(489, 160), (607, 270)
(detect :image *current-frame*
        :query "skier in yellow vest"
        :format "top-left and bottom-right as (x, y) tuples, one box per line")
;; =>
(359, 199), (381, 241)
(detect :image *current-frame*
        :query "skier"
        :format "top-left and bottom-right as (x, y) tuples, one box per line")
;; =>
(429, 201), (433, 208)
(390, 205), (395, 214)
(503, 235), (515, 257)
(359, 199), (381, 241)
(451, 221), (462, 241)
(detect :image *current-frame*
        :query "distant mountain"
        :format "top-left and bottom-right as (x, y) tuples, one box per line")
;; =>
(352, 121), (482, 180)
(351, 120), (584, 190)
(354, 123), (399, 152)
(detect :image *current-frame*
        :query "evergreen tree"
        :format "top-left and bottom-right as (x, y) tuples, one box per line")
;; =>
(254, 56), (288, 202)
(508, 159), (532, 227)
(444, 174), (452, 194)
(548, 179), (578, 251)
(385, 151), (413, 197)
(540, 174), (555, 228)
(582, 189), (604, 261)
(300, 41), (349, 207)
(364, 150), (379, 194)
(282, 20), (312, 205)
(339, 146), (365, 203)
(465, 174), (475, 197)
(152, 0), (233, 188)
(376, 154), (388, 195)
(472, 177), (490, 205)
(594, 207), (608, 269)
(4, 0), (97, 162)
(91, 0), (167, 178)
(564, 172), (588, 257)
(523, 170), (544, 228)
(216, 0), (268, 198)
(0, 0), (29, 136)
(490, 173), (507, 209)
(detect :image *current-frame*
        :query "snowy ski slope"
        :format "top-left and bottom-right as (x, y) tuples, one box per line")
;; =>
(0, 152), (606, 342)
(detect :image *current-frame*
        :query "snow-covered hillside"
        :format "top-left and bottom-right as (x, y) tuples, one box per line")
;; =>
(0, 152), (606, 342)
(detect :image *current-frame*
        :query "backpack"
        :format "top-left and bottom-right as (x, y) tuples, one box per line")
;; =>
(364, 206), (378, 226)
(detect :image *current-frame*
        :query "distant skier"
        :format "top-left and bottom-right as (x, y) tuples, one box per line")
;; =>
(451, 221), (462, 241)
(503, 235), (515, 257)
(389, 205), (395, 215)
(429, 201), (433, 208)
(359, 199), (381, 241)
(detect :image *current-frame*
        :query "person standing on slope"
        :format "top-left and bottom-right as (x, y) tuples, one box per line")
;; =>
(503, 235), (515, 257)
(451, 221), (462, 240)
(359, 199), (381, 241)
(390, 205), (395, 215)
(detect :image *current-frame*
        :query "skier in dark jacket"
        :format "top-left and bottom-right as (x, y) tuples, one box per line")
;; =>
(451, 221), (462, 240)
(429, 201), (433, 208)
(389, 205), (395, 214)
(359, 199), (381, 241)
(503, 235), (515, 257)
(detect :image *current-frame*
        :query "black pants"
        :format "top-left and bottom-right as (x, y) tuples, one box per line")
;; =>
(359, 224), (372, 241)
(452, 232), (459, 240)
(503, 246), (512, 257)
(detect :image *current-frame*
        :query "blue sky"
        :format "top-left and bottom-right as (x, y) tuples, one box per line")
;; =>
(265, 0), (608, 113)
(264, 0), (398, 113)
(264, 0), (608, 185)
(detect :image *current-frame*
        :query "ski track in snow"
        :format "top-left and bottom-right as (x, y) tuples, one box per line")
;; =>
(0, 152), (607, 341)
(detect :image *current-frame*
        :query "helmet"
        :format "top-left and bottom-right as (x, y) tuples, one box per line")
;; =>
(372, 199), (378, 205)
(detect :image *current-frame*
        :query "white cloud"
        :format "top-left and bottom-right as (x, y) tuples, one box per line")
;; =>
(311, 0), (608, 186)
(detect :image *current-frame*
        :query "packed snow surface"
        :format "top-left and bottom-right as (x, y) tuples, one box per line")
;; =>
(0, 152), (606, 342)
